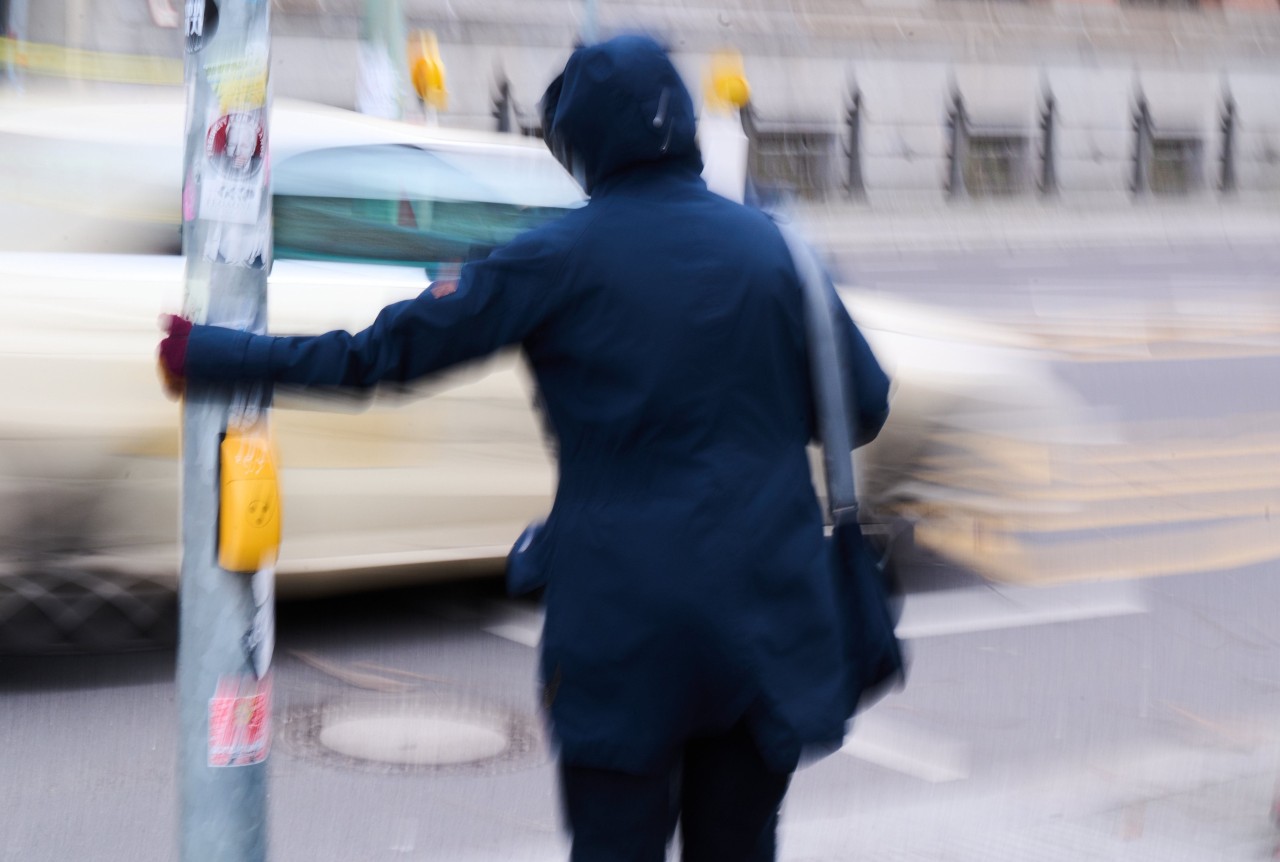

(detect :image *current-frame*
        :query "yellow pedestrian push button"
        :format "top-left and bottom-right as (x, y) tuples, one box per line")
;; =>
(707, 50), (750, 112)
(219, 426), (281, 573)
(409, 30), (448, 110)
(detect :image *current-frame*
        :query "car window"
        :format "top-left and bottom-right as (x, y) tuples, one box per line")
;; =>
(272, 143), (583, 267)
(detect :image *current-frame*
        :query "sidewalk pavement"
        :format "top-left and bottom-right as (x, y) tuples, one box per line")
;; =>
(767, 560), (1280, 862)
(790, 199), (1280, 255)
(782, 743), (1280, 861)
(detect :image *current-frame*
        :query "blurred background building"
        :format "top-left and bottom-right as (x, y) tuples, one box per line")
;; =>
(4, 0), (1280, 205)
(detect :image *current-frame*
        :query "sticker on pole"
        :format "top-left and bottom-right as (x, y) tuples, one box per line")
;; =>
(208, 674), (271, 767)
(205, 47), (269, 113)
(200, 111), (265, 225)
(184, 0), (218, 54)
(244, 563), (275, 680)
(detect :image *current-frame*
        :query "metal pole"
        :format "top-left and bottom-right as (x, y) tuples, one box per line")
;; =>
(357, 0), (408, 120)
(1131, 93), (1152, 198)
(3, 0), (28, 88)
(846, 88), (865, 201)
(1040, 91), (1057, 197)
(179, 1), (274, 860)
(1220, 92), (1237, 195)
(493, 75), (512, 133)
(947, 89), (968, 201)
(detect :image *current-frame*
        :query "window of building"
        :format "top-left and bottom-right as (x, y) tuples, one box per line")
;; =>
(747, 127), (838, 201)
(963, 133), (1031, 197)
(1150, 136), (1202, 195)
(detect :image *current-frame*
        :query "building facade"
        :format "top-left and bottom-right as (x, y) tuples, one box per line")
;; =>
(8, 0), (1280, 204)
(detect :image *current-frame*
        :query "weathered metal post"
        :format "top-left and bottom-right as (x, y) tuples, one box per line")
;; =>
(3, 0), (29, 87)
(356, 0), (408, 119)
(1220, 91), (1237, 195)
(1131, 91), (1153, 198)
(846, 87), (865, 201)
(493, 75), (513, 133)
(1039, 89), (1058, 197)
(947, 87), (969, 201)
(178, 1), (275, 860)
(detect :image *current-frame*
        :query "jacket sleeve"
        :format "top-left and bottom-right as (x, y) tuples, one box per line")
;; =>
(185, 229), (566, 389)
(830, 284), (890, 447)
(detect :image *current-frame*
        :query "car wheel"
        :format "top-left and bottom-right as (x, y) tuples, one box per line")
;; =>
(0, 565), (177, 655)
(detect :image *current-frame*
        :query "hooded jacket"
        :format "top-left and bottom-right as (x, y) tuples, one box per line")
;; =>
(187, 35), (891, 774)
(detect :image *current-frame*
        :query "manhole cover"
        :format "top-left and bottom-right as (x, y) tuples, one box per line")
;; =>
(320, 713), (508, 766)
(282, 694), (544, 776)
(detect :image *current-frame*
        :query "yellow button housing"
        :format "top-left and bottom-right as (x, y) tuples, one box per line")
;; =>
(219, 427), (281, 573)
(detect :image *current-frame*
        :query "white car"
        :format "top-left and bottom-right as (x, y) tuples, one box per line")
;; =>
(0, 90), (1086, 652)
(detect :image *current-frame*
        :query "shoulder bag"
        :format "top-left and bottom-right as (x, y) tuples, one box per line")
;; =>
(777, 223), (906, 715)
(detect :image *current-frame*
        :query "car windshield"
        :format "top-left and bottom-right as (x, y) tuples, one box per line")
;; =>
(273, 143), (584, 268)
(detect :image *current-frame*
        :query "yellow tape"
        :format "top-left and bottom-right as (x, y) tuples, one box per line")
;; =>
(0, 36), (182, 85)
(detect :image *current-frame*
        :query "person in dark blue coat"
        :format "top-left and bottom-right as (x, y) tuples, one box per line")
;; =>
(161, 34), (891, 862)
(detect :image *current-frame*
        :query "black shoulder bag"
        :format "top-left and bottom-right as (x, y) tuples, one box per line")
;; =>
(778, 223), (906, 715)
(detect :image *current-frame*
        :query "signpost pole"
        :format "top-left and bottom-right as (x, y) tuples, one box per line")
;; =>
(178, 1), (274, 860)
(357, 0), (408, 119)
(3, 0), (29, 87)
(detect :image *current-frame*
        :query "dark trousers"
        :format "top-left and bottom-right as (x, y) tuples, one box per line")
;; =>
(559, 722), (792, 862)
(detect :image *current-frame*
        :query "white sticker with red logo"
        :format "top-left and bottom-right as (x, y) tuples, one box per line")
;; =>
(200, 111), (266, 225)
(208, 673), (271, 768)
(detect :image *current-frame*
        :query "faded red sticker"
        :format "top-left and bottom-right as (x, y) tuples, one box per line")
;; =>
(208, 673), (271, 767)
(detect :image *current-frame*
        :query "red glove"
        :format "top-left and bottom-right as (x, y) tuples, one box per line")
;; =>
(158, 314), (193, 399)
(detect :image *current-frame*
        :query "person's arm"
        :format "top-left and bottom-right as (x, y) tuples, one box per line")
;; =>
(185, 228), (567, 390)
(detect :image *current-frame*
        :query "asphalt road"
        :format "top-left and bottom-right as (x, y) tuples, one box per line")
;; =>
(844, 239), (1280, 588)
(837, 242), (1280, 311)
(3, 563), (1278, 861)
(3, 241), (1279, 861)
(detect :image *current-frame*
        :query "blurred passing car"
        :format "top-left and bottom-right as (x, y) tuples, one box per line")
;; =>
(0, 91), (1086, 652)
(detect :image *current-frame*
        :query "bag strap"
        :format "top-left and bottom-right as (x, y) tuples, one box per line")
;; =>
(776, 223), (859, 527)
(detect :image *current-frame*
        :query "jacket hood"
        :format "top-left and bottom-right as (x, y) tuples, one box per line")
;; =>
(541, 35), (702, 194)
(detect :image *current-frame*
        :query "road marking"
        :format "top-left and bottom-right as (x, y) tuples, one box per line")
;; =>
(349, 662), (452, 684)
(912, 451), (1280, 501)
(851, 295), (1280, 362)
(483, 622), (542, 648)
(933, 425), (1280, 467)
(913, 512), (1280, 585)
(896, 579), (1147, 640)
(906, 487), (1278, 534)
(906, 425), (1280, 535)
(289, 650), (415, 692)
(841, 713), (971, 783)
(389, 817), (418, 854)
(482, 605), (545, 647)
(481, 580), (1145, 651)
(1044, 335), (1280, 363)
